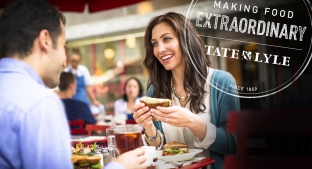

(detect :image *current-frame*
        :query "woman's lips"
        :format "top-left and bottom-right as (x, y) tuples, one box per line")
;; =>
(161, 54), (173, 63)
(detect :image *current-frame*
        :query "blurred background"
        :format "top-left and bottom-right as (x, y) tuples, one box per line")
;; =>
(1, 0), (311, 114)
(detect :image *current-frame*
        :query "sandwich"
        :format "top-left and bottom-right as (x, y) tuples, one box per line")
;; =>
(140, 97), (172, 121)
(162, 141), (189, 156)
(71, 142), (101, 169)
(71, 155), (102, 169)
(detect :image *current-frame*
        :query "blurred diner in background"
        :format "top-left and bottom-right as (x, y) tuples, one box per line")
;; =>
(114, 77), (144, 122)
(57, 72), (97, 126)
(64, 51), (102, 106)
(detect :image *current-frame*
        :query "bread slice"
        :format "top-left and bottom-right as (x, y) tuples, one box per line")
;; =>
(162, 141), (189, 156)
(163, 141), (188, 149)
(71, 155), (86, 163)
(140, 97), (172, 121)
(71, 155), (101, 164)
(86, 156), (102, 164)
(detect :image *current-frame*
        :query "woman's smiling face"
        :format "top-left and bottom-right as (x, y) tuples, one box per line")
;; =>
(151, 22), (184, 71)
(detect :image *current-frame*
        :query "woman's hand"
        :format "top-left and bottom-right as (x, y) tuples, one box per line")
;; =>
(133, 103), (154, 129)
(134, 103), (161, 147)
(150, 106), (197, 128)
(151, 106), (207, 140)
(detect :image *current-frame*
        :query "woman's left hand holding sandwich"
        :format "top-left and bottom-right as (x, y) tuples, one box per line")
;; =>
(133, 103), (161, 147)
(133, 103), (153, 128)
(151, 106), (207, 140)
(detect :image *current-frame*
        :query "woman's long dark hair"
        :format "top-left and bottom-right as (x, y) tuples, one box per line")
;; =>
(143, 12), (211, 114)
(122, 77), (144, 102)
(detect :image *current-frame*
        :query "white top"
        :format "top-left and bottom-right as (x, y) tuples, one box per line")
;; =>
(64, 65), (93, 86)
(162, 67), (216, 159)
(114, 97), (142, 120)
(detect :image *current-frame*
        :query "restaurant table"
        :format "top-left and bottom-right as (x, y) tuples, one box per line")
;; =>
(97, 117), (125, 126)
(97, 121), (113, 126)
(147, 157), (215, 169)
(71, 136), (107, 146)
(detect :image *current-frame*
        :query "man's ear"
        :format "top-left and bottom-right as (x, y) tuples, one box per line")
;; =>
(37, 29), (51, 54)
(69, 83), (75, 90)
(68, 83), (73, 89)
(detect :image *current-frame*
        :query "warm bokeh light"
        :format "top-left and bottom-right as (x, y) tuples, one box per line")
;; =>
(104, 48), (115, 59)
(125, 37), (136, 48)
(137, 1), (153, 14)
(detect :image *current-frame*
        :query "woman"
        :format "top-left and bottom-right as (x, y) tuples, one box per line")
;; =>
(114, 77), (144, 120)
(133, 12), (240, 169)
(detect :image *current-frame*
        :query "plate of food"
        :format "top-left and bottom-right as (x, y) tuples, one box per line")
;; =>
(71, 155), (102, 169)
(71, 142), (103, 169)
(153, 141), (203, 162)
(151, 159), (166, 166)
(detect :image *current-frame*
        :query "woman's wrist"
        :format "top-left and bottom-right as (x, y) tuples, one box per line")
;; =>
(188, 113), (207, 140)
(187, 113), (202, 130)
(185, 109), (197, 129)
(144, 125), (157, 137)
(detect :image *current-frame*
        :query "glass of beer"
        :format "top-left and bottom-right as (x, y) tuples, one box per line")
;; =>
(114, 124), (142, 154)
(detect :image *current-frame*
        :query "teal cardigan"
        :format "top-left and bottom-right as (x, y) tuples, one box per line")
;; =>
(147, 69), (240, 169)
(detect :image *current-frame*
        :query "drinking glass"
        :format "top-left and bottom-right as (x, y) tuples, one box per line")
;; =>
(106, 128), (118, 159)
(114, 124), (142, 154)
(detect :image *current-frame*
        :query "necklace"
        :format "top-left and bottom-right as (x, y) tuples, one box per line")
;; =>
(171, 77), (189, 102)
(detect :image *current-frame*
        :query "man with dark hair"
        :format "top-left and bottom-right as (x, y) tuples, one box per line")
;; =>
(0, 1), (147, 169)
(57, 72), (96, 125)
(0, 1), (71, 168)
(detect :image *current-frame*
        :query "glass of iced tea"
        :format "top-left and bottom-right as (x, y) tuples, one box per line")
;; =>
(114, 124), (142, 155)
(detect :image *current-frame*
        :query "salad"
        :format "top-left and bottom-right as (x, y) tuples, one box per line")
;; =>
(72, 142), (98, 155)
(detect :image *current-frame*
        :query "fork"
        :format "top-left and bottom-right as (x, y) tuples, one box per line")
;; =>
(170, 158), (199, 168)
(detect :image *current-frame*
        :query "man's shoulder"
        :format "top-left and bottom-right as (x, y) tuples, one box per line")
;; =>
(63, 99), (89, 109)
(78, 65), (89, 72)
(78, 65), (87, 69)
(0, 73), (59, 112)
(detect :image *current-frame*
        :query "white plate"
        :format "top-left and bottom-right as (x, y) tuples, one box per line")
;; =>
(153, 149), (203, 162)
(152, 159), (166, 166)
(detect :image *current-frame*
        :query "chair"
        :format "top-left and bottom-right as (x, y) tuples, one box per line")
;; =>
(69, 119), (86, 135)
(85, 124), (111, 136)
(225, 110), (312, 169)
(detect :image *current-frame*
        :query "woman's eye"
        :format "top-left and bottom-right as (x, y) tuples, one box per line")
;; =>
(164, 37), (172, 42)
(152, 42), (158, 47)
